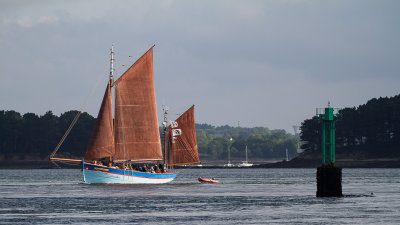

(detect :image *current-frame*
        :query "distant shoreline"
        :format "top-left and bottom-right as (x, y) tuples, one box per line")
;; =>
(254, 158), (400, 168)
(1, 158), (399, 169)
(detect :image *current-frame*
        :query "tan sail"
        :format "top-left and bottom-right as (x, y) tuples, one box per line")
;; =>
(113, 47), (163, 161)
(84, 82), (114, 160)
(167, 105), (200, 166)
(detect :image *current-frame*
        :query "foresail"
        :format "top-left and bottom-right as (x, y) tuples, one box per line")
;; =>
(84, 82), (114, 160)
(167, 105), (200, 166)
(113, 47), (163, 161)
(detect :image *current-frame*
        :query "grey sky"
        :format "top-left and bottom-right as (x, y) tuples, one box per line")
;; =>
(1, 0), (399, 133)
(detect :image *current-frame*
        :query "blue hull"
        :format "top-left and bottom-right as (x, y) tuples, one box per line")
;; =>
(82, 162), (179, 184)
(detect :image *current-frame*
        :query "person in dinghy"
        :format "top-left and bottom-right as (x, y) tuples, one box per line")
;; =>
(198, 177), (219, 183)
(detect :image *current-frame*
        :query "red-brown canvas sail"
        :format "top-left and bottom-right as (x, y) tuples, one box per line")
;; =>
(113, 47), (163, 161)
(167, 105), (200, 166)
(84, 82), (114, 160)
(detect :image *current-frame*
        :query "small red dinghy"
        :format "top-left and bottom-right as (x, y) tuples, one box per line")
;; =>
(198, 177), (219, 183)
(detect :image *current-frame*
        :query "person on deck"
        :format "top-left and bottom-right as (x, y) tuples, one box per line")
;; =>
(154, 164), (159, 173)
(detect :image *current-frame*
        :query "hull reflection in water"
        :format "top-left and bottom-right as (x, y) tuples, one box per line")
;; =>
(82, 162), (179, 184)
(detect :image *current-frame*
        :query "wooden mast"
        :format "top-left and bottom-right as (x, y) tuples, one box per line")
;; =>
(50, 157), (82, 163)
(109, 45), (114, 167)
(163, 106), (168, 170)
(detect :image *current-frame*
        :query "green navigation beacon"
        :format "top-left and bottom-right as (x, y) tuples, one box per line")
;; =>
(316, 102), (342, 166)
(316, 102), (343, 197)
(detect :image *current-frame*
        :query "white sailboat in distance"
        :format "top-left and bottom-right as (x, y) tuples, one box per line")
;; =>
(238, 145), (253, 167)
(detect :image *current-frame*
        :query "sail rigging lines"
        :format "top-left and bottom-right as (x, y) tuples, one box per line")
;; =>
(171, 136), (198, 163)
(167, 105), (199, 166)
(112, 45), (155, 86)
(84, 81), (114, 160)
(51, 45), (165, 163)
(47, 45), (202, 185)
(50, 61), (110, 159)
(112, 46), (162, 162)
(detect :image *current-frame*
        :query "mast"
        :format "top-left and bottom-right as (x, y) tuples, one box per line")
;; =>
(163, 106), (168, 169)
(110, 45), (115, 84)
(245, 145), (248, 163)
(110, 45), (114, 165)
(228, 138), (232, 166)
(109, 45), (114, 166)
(286, 149), (289, 161)
(82, 45), (116, 161)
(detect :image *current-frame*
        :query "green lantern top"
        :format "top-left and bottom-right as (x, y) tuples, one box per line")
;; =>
(316, 102), (342, 121)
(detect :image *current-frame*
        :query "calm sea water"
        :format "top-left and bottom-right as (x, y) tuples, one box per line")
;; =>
(0, 168), (399, 224)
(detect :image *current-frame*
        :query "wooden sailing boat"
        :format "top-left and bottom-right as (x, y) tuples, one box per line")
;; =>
(50, 46), (199, 184)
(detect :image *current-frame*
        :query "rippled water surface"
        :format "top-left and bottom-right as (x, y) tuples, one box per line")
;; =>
(0, 168), (399, 224)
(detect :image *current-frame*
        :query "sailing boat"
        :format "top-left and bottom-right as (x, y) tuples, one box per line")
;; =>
(238, 145), (253, 167)
(224, 138), (234, 167)
(167, 105), (200, 167)
(50, 46), (199, 184)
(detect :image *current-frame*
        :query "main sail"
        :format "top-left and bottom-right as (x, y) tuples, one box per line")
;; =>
(167, 105), (200, 166)
(113, 47), (163, 161)
(84, 81), (115, 160)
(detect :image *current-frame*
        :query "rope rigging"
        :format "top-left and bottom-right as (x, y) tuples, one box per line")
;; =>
(49, 63), (109, 159)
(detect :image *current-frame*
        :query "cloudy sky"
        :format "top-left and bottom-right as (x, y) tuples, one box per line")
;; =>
(1, 0), (399, 133)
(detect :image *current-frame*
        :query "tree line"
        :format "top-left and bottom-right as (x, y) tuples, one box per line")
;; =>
(196, 124), (298, 160)
(0, 110), (298, 161)
(300, 94), (400, 157)
(0, 110), (95, 160)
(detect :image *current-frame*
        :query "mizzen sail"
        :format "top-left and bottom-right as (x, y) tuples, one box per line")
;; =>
(113, 47), (163, 161)
(167, 105), (200, 166)
(84, 82), (114, 160)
